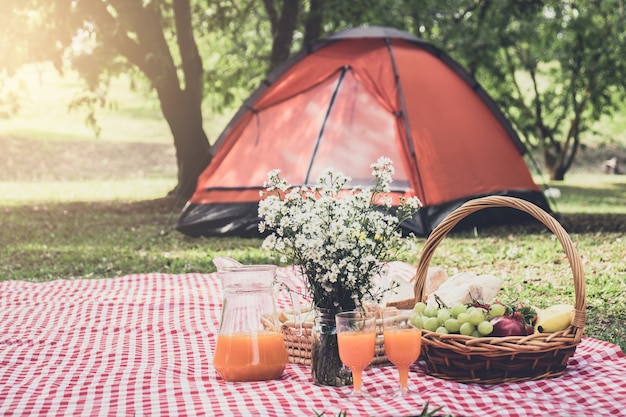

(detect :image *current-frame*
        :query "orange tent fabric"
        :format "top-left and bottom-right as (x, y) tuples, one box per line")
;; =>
(176, 27), (550, 237)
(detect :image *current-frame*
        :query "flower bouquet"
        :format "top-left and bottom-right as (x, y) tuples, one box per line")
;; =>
(258, 157), (422, 386)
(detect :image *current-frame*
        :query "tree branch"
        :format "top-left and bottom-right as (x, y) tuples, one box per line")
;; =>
(172, 0), (203, 103)
(454, 0), (487, 24)
(74, 0), (144, 69)
(303, 0), (324, 52)
(263, 0), (300, 70)
(261, 0), (279, 31)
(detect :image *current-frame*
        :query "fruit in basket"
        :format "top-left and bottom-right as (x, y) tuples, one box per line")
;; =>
(423, 317), (440, 332)
(488, 302), (539, 336)
(451, 303), (467, 318)
(410, 300), (495, 336)
(459, 322), (475, 336)
(490, 315), (528, 336)
(488, 303), (507, 317)
(437, 309), (451, 324)
(410, 295), (539, 337)
(468, 307), (486, 325)
(413, 302), (427, 314)
(423, 305), (439, 318)
(535, 304), (574, 333)
(436, 326), (449, 334)
(444, 318), (461, 333)
(477, 320), (494, 336)
(456, 312), (470, 324)
(409, 313), (423, 328)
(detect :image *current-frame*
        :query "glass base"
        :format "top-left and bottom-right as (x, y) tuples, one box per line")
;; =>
(342, 389), (373, 398)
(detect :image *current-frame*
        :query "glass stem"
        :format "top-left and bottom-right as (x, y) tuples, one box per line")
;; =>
(398, 365), (409, 392)
(352, 368), (363, 394)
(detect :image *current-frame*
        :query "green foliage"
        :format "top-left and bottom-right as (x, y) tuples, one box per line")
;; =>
(422, 0), (626, 179)
(198, 1), (274, 111)
(3, 0), (626, 182)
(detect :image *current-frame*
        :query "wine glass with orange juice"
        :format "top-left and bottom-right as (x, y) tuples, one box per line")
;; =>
(335, 311), (377, 397)
(382, 308), (422, 396)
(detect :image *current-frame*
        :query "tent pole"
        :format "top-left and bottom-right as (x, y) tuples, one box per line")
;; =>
(384, 38), (427, 204)
(304, 67), (348, 184)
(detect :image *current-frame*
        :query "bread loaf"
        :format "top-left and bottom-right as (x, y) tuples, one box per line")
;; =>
(426, 272), (501, 307)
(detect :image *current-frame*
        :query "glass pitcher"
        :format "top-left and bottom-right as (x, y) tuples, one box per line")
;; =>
(212, 257), (289, 382)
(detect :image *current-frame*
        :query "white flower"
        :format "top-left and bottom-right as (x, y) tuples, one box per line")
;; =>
(258, 156), (422, 310)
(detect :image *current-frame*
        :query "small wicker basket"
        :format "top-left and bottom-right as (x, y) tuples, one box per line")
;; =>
(281, 307), (390, 367)
(411, 195), (586, 384)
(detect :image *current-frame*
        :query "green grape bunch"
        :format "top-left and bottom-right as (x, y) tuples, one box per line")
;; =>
(410, 296), (513, 338)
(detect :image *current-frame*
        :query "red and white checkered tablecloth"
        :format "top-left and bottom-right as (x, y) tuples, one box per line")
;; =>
(1, 262), (625, 417)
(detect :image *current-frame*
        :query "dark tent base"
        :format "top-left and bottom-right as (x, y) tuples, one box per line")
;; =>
(175, 191), (553, 239)
(176, 202), (263, 238)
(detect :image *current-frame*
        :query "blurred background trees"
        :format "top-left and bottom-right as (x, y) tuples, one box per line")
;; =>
(1, 0), (625, 196)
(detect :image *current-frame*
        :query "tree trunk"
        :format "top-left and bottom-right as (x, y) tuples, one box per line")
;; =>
(303, 0), (325, 52)
(163, 99), (212, 200)
(546, 160), (567, 181)
(543, 145), (567, 181)
(71, 0), (211, 200)
(263, 0), (301, 71)
(543, 126), (581, 181)
(167, 0), (212, 200)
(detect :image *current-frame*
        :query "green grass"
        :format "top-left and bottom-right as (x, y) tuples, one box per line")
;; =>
(0, 199), (266, 281)
(548, 174), (626, 214)
(0, 179), (177, 204)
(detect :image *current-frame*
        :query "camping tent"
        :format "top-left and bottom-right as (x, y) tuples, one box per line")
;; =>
(175, 26), (551, 238)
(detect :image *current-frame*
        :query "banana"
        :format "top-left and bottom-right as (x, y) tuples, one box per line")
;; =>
(535, 303), (574, 333)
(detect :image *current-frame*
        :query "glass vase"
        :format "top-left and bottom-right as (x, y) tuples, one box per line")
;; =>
(311, 307), (353, 386)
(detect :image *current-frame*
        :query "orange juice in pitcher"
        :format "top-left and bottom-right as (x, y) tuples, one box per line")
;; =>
(213, 258), (289, 382)
(214, 332), (287, 381)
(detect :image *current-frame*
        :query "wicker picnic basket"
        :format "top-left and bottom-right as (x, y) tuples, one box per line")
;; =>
(409, 195), (586, 384)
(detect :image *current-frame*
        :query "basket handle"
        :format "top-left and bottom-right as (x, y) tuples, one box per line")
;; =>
(413, 196), (586, 330)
